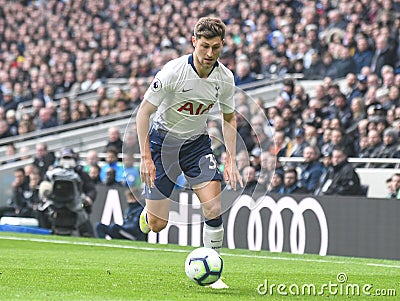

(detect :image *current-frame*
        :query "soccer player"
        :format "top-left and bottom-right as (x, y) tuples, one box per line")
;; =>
(136, 17), (242, 288)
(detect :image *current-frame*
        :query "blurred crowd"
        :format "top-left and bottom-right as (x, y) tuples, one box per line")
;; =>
(0, 0), (399, 199)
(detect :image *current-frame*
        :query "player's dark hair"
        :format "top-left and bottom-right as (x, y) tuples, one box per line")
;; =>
(194, 17), (226, 40)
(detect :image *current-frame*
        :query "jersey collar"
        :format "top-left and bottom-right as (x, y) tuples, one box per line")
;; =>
(188, 54), (219, 77)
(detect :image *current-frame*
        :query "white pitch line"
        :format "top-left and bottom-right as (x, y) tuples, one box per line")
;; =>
(1, 235), (399, 269)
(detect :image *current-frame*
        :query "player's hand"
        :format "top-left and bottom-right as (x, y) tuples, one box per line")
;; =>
(140, 158), (156, 189)
(224, 160), (243, 191)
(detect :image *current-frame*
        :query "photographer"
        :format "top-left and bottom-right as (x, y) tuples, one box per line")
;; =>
(96, 189), (146, 241)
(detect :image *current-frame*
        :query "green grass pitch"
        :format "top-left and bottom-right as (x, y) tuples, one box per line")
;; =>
(0, 232), (399, 300)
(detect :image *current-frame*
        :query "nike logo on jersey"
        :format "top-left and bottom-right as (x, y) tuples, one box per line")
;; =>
(182, 87), (193, 92)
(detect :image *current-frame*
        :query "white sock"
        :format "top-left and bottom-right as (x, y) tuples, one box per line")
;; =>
(203, 223), (224, 254)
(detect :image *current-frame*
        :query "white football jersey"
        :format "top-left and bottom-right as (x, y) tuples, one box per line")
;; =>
(143, 54), (235, 140)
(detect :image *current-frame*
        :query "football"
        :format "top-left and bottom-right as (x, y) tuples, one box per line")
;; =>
(184, 247), (223, 286)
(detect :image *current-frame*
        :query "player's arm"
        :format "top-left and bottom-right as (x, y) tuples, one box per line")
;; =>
(222, 112), (243, 190)
(136, 99), (158, 188)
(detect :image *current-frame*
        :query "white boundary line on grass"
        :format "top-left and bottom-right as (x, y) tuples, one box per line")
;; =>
(1, 235), (399, 269)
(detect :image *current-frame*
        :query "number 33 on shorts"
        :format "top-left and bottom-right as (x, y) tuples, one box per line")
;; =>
(205, 154), (217, 169)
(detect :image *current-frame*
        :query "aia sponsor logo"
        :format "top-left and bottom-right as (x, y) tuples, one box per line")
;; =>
(177, 102), (214, 115)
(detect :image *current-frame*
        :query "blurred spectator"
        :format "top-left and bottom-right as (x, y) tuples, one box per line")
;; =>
(241, 165), (258, 195)
(267, 170), (284, 194)
(278, 168), (307, 195)
(42, 84), (55, 104)
(257, 151), (275, 187)
(260, 48), (279, 79)
(122, 154), (141, 189)
(375, 87), (394, 111)
(0, 119), (12, 139)
(105, 126), (123, 153)
(336, 45), (357, 78)
(326, 93), (353, 130)
(58, 109), (71, 125)
(80, 71), (103, 92)
(354, 135), (370, 168)
(127, 85), (142, 111)
(89, 100), (100, 119)
(304, 124), (319, 147)
(5, 109), (18, 136)
(235, 105), (254, 152)
(0, 168), (30, 218)
(111, 87), (128, 108)
(349, 74), (369, 102)
(315, 147), (362, 196)
(36, 107), (58, 130)
(269, 130), (288, 157)
(367, 128), (400, 168)
(83, 150), (100, 173)
(300, 146), (325, 193)
(70, 109), (82, 123)
(350, 97), (367, 123)
(123, 131), (140, 156)
(354, 35), (373, 74)
(249, 147), (262, 172)
(78, 103), (91, 120)
(321, 128), (354, 157)
(99, 99), (113, 116)
(279, 127), (309, 159)
(321, 52), (340, 79)
(250, 121), (271, 154)
(234, 59), (257, 86)
(365, 129), (383, 159)
(96, 189), (146, 241)
(280, 79), (295, 102)
(103, 167), (122, 187)
(100, 147), (124, 183)
(304, 51), (325, 80)
(387, 173), (400, 199)
(343, 73), (357, 99)
(13, 82), (29, 104)
(115, 98), (129, 113)
(281, 107), (297, 135)
(33, 142), (55, 180)
(88, 165), (102, 185)
(236, 149), (251, 176)
(96, 86), (110, 104)
(2, 143), (18, 165)
(370, 35), (396, 78)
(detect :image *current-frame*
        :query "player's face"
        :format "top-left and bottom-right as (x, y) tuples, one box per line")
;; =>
(192, 36), (223, 70)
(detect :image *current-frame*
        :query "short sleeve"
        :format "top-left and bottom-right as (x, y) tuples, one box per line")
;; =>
(143, 65), (175, 107)
(218, 76), (235, 114)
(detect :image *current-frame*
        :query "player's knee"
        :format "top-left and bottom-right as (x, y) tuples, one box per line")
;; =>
(203, 202), (221, 220)
(148, 218), (168, 233)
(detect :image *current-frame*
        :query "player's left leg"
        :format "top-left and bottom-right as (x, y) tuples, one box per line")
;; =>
(193, 180), (229, 289)
(192, 180), (224, 254)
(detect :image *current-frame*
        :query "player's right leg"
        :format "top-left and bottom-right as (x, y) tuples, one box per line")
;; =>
(140, 198), (170, 233)
(139, 128), (182, 234)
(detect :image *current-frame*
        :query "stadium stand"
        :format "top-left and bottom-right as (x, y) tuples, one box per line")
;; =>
(0, 0), (400, 210)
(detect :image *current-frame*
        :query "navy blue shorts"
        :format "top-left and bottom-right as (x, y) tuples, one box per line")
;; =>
(145, 128), (222, 200)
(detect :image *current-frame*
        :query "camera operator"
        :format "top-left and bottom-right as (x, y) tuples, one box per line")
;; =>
(39, 148), (97, 237)
(59, 148), (97, 215)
